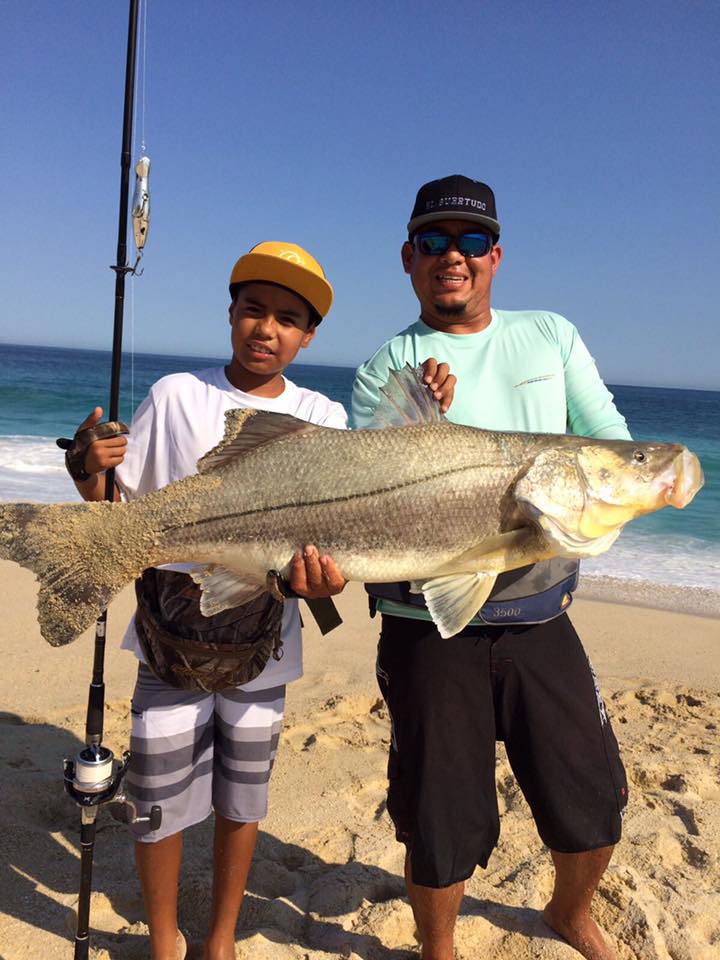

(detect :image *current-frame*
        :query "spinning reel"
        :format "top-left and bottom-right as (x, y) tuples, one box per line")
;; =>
(63, 744), (161, 831)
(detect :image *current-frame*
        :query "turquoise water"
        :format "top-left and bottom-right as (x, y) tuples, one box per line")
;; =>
(1, 342), (718, 590)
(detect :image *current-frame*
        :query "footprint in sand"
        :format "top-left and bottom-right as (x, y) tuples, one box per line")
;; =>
(283, 694), (390, 754)
(593, 684), (720, 960)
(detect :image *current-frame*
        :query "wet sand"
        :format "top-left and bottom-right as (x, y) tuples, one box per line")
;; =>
(0, 561), (718, 959)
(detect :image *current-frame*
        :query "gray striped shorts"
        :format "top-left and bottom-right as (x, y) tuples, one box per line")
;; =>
(126, 664), (285, 842)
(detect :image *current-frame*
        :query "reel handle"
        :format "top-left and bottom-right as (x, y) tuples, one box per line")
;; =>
(108, 796), (162, 831)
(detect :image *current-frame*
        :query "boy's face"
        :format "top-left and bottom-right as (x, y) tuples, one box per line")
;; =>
(226, 282), (316, 395)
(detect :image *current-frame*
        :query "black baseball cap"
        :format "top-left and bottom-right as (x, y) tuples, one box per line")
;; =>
(407, 174), (500, 240)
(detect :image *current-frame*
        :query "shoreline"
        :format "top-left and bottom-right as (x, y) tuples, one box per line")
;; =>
(577, 573), (720, 619)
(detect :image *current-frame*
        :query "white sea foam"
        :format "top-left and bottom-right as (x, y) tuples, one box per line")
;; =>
(0, 436), (77, 503)
(580, 530), (720, 591)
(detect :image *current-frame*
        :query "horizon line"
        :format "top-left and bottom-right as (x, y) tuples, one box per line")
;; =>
(1, 340), (718, 394)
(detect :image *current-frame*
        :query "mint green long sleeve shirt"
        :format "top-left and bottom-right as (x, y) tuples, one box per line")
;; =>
(352, 310), (631, 440)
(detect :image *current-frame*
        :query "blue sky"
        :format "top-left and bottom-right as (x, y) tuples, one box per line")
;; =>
(1, 1), (718, 389)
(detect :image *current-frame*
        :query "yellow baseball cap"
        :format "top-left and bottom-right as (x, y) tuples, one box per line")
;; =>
(229, 241), (333, 320)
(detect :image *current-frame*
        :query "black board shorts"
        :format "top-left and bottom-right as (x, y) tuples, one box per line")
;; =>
(376, 612), (628, 889)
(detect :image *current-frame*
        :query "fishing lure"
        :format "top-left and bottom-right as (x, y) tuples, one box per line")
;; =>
(131, 155), (151, 254)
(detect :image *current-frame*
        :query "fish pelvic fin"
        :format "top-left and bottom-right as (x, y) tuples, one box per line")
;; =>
(366, 364), (446, 430)
(411, 572), (497, 638)
(189, 564), (267, 616)
(0, 500), (147, 646)
(197, 408), (321, 473)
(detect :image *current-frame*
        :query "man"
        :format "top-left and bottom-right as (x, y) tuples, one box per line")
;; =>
(352, 175), (630, 960)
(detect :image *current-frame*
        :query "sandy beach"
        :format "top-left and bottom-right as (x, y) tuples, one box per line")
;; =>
(0, 560), (718, 960)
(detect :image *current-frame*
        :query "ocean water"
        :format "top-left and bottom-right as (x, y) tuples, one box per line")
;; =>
(1, 342), (718, 595)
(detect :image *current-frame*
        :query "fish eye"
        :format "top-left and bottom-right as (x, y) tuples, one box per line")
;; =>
(633, 450), (647, 463)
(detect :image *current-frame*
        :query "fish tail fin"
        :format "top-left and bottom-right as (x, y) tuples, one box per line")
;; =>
(0, 500), (137, 647)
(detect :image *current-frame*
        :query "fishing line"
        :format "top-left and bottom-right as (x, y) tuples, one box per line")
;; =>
(130, 0), (147, 163)
(128, 0), (147, 415)
(129, 278), (136, 415)
(139, 0), (148, 154)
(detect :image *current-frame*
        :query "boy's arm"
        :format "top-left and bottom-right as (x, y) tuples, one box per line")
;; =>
(70, 388), (161, 503)
(69, 407), (126, 502)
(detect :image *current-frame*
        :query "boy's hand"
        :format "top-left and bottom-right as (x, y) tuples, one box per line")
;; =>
(289, 545), (347, 598)
(421, 357), (456, 413)
(78, 407), (129, 474)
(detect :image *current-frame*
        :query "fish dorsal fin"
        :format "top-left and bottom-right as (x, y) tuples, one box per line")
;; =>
(189, 563), (266, 615)
(368, 364), (445, 429)
(409, 572), (497, 638)
(197, 408), (318, 473)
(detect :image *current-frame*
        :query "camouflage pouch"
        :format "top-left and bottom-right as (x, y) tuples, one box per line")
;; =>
(134, 568), (283, 692)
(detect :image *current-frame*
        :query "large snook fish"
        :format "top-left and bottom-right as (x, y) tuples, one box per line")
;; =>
(0, 367), (703, 645)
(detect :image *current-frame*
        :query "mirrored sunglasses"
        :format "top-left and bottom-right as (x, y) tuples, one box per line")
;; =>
(413, 230), (494, 258)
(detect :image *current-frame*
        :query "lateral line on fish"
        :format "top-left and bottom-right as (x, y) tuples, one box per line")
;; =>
(160, 463), (498, 535)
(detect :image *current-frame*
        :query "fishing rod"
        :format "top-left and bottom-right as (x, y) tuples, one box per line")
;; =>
(60, 3), (159, 957)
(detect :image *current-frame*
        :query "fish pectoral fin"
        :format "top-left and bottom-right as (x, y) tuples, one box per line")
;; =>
(414, 572), (497, 639)
(431, 528), (544, 576)
(197, 409), (320, 473)
(365, 364), (447, 430)
(188, 564), (266, 616)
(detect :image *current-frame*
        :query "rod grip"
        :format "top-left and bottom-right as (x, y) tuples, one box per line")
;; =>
(86, 682), (105, 744)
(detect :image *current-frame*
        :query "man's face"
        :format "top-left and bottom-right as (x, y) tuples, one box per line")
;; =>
(228, 282), (315, 384)
(401, 219), (503, 333)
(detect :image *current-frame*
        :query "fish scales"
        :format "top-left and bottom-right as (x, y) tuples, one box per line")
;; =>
(190, 421), (527, 512)
(151, 423), (531, 581)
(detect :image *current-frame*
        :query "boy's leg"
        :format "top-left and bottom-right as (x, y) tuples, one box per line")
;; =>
(135, 832), (184, 960)
(204, 816), (259, 960)
(126, 665), (216, 954)
(208, 683), (286, 957)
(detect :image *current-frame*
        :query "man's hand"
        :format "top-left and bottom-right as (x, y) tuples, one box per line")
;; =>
(421, 358), (456, 413)
(79, 407), (129, 474)
(289, 545), (347, 599)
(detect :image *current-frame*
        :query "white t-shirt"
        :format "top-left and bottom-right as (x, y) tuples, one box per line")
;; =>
(116, 366), (348, 691)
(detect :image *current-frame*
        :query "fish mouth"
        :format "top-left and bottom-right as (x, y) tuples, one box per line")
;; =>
(661, 449), (704, 508)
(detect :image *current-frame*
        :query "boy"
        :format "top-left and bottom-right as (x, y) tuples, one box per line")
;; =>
(69, 241), (347, 960)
